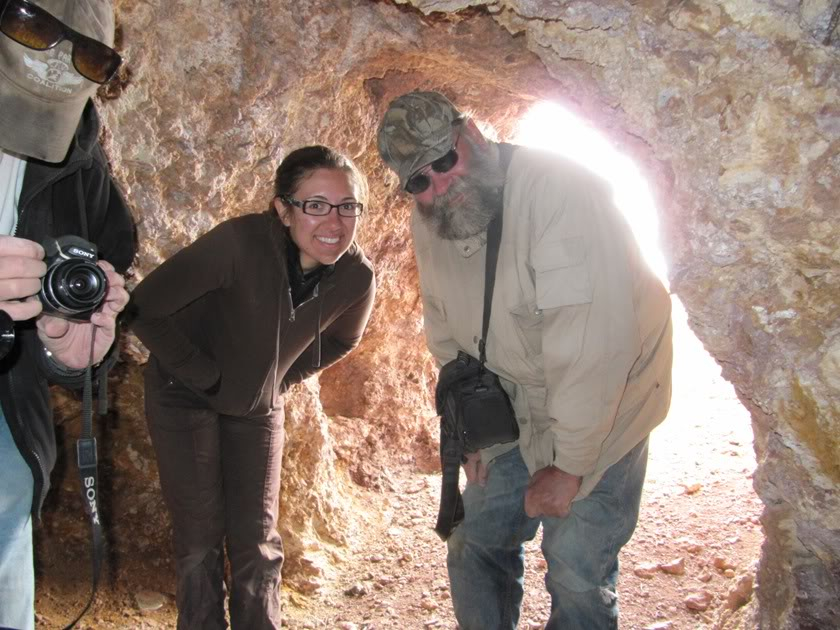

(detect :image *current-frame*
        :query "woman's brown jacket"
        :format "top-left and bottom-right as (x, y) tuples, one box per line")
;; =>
(130, 209), (375, 417)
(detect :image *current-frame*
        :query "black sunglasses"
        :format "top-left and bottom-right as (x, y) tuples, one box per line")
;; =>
(0, 0), (122, 84)
(405, 143), (460, 195)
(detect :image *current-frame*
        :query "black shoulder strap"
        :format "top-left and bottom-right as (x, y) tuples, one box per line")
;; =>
(434, 418), (465, 541)
(478, 143), (516, 369)
(434, 143), (517, 543)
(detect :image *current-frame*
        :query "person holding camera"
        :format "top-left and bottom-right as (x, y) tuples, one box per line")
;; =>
(129, 145), (376, 629)
(377, 91), (673, 629)
(0, 1), (136, 628)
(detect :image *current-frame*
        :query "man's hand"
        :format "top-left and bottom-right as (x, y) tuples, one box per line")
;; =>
(524, 465), (582, 519)
(0, 235), (47, 320)
(462, 451), (488, 486)
(37, 260), (128, 369)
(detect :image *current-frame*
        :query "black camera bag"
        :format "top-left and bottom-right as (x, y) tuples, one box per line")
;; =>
(436, 350), (518, 453)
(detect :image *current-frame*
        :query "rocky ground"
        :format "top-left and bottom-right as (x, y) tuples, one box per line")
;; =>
(34, 298), (762, 629)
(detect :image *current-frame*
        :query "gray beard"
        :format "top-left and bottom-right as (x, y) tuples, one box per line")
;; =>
(416, 141), (506, 241)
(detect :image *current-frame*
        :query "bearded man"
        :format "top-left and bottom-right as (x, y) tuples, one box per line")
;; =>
(377, 91), (674, 630)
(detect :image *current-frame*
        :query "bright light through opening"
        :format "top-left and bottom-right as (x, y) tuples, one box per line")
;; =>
(514, 102), (669, 286)
(513, 105), (762, 599)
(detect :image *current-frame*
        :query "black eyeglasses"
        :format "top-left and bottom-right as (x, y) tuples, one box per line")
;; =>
(405, 142), (460, 195)
(0, 0), (122, 84)
(281, 195), (364, 217)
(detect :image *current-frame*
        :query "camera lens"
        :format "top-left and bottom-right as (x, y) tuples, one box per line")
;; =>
(42, 260), (108, 316)
(67, 269), (96, 299)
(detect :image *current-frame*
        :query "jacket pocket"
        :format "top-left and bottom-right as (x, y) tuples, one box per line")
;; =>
(510, 301), (543, 357)
(533, 236), (592, 309)
(150, 367), (208, 409)
(424, 296), (448, 323)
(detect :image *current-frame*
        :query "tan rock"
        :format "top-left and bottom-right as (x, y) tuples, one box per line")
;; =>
(684, 591), (714, 611)
(725, 574), (755, 610)
(634, 563), (660, 579)
(420, 598), (438, 611)
(676, 537), (704, 554)
(713, 557), (738, 571)
(659, 558), (686, 575)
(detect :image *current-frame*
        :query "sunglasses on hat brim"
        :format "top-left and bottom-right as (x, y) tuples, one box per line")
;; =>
(0, 0), (122, 84)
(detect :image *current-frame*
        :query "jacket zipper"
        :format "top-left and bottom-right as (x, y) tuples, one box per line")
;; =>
(7, 368), (48, 519)
(15, 154), (87, 237)
(272, 285), (294, 401)
(287, 283), (320, 322)
(281, 282), (324, 381)
(270, 282), (321, 407)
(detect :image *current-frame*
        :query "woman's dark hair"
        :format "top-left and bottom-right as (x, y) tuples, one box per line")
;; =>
(273, 145), (368, 210)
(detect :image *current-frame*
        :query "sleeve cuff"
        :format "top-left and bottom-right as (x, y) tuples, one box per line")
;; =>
(43, 347), (89, 376)
(551, 446), (596, 477)
(541, 432), (597, 477)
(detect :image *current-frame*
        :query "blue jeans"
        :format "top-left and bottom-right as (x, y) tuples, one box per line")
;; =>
(447, 437), (648, 630)
(0, 410), (35, 630)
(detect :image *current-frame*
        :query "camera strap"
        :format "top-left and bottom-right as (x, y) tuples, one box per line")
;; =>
(63, 333), (104, 630)
(478, 205), (503, 369)
(435, 143), (515, 541)
(434, 212), (504, 541)
(434, 416), (466, 540)
(477, 142), (514, 369)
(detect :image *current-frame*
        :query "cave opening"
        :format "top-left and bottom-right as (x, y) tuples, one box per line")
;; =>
(33, 0), (837, 623)
(510, 100), (765, 623)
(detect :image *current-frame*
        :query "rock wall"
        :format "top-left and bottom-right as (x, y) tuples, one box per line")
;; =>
(44, 0), (838, 626)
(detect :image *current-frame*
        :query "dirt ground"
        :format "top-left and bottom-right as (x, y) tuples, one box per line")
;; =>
(33, 297), (763, 629)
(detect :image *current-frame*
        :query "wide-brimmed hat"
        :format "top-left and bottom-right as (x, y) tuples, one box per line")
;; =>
(377, 91), (463, 190)
(0, 0), (115, 162)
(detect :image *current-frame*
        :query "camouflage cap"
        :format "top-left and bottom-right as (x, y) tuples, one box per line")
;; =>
(377, 91), (462, 190)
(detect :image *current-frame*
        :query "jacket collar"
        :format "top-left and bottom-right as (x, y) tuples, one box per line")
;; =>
(266, 209), (342, 292)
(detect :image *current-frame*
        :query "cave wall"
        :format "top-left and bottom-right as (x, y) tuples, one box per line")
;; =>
(44, 0), (838, 626)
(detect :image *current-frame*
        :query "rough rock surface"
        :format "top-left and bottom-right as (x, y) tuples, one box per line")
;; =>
(39, 1), (839, 628)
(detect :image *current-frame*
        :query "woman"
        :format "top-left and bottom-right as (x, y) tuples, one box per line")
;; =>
(130, 146), (376, 629)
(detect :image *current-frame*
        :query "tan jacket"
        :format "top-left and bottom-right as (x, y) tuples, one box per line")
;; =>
(413, 145), (673, 498)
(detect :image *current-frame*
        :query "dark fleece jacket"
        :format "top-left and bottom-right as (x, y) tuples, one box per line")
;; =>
(1, 100), (137, 518)
(129, 210), (375, 418)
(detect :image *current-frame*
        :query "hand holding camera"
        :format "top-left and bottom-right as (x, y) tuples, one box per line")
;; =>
(0, 234), (48, 321)
(0, 234), (129, 367)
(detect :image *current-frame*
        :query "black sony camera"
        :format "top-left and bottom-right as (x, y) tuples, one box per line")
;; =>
(39, 235), (108, 322)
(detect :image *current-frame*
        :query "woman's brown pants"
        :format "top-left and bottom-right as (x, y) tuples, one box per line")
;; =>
(145, 366), (285, 629)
